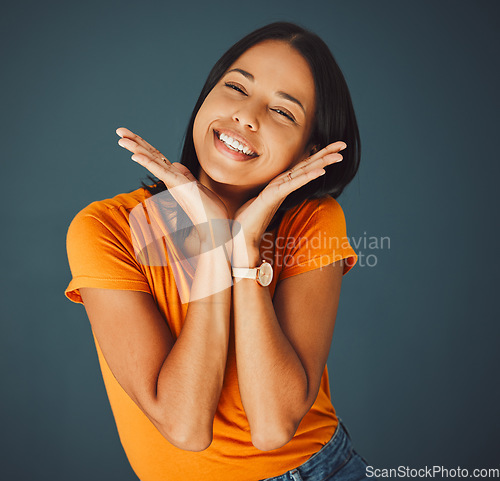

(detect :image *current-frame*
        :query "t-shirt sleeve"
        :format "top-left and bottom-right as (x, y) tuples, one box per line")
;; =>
(278, 197), (358, 281)
(65, 205), (152, 304)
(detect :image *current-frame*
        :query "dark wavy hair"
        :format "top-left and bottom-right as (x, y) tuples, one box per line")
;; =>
(142, 21), (360, 233)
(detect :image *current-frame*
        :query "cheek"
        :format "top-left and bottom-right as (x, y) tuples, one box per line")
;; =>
(193, 106), (213, 151)
(193, 96), (227, 141)
(198, 92), (229, 120)
(266, 129), (308, 167)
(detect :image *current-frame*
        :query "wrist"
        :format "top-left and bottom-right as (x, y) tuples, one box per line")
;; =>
(197, 219), (232, 249)
(231, 230), (260, 266)
(231, 246), (261, 267)
(231, 259), (273, 287)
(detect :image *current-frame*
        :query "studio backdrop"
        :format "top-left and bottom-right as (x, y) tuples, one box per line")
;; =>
(1, 1), (499, 480)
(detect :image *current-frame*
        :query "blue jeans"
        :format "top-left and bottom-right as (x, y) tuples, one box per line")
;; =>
(261, 418), (374, 481)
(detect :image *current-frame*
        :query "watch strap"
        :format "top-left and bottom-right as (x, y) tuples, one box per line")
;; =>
(231, 267), (258, 279)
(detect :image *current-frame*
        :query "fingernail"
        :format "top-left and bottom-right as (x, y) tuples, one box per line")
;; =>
(340, 143), (347, 151)
(324, 153), (343, 162)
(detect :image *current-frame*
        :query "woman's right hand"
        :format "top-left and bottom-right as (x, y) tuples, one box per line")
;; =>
(116, 128), (230, 246)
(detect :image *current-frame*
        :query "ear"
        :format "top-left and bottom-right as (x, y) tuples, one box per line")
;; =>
(293, 144), (320, 169)
(309, 145), (319, 156)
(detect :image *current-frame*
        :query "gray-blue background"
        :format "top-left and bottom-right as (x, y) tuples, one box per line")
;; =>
(1, 0), (498, 479)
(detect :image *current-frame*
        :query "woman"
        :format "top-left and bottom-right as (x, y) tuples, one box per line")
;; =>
(65, 22), (371, 481)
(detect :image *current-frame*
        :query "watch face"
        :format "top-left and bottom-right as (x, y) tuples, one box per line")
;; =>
(258, 262), (273, 287)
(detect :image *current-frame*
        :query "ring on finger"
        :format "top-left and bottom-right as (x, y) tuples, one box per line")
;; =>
(161, 157), (167, 163)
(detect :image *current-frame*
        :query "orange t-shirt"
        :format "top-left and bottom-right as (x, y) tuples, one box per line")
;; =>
(65, 187), (357, 481)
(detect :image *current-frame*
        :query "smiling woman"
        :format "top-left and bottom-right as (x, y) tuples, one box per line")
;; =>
(64, 22), (370, 481)
(193, 40), (317, 199)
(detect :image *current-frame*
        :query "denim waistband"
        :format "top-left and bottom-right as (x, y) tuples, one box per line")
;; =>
(261, 418), (354, 481)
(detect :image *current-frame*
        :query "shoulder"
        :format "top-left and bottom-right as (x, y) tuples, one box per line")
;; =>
(270, 195), (357, 280)
(277, 195), (348, 236)
(65, 188), (153, 303)
(66, 187), (154, 258)
(72, 187), (151, 222)
(68, 187), (151, 233)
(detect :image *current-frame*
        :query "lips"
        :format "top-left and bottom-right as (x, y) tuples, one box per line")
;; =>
(213, 129), (259, 158)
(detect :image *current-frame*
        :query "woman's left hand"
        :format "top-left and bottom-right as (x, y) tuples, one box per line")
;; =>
(232, 142), (346, 252)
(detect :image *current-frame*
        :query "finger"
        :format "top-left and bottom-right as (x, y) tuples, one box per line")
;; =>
(289, 152), (343, 177)
(289, 150), (342, 175)
(118, 137), (172, 166)
(276, 168), (326, 196)
(262, 167), (326, 206)
(116, 127), (167, 162)
(289, 141), (346, 174)
(317, 140), (347, 156)
(131, 153), (187, 188)
(116, 127), (135, 138)
(272, 153), (337, 186)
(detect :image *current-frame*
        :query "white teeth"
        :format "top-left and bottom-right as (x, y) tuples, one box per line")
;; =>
(218, 132), (255, 156)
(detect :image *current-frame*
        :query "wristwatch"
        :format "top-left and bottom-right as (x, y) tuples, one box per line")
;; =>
(232, 260), (273, 287)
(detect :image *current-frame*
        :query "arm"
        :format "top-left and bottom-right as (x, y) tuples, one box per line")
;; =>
(229, 141), (347, 451)
(80, 241), (232, 452)
(232, 246), (344, 451)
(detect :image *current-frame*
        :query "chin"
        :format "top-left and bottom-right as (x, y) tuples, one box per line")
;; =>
(200, 162), (241, 185)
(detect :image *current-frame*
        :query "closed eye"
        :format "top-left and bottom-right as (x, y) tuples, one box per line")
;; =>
(224, 81), (296, 123)
(224, 82), (247, 95)
(272, 108), (296, 123)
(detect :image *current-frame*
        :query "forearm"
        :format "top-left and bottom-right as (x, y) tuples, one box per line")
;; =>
(155, 242), (232, 449)
(232, 247), (310, 450)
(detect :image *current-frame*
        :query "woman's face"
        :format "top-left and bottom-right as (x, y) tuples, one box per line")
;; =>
(193, 40), (316, 190)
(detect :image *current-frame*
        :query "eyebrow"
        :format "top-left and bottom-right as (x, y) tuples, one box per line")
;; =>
(225, 68), (306, 114)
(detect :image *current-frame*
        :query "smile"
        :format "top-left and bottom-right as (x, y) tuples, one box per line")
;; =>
(214, 130), (258, 158)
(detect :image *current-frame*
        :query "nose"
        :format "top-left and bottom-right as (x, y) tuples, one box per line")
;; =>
(232, 103), (260, 131)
